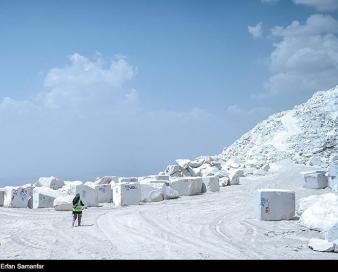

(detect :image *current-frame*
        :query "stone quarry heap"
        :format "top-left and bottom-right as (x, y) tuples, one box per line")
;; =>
(163, 85), (338, 177)
(221, 85), (338, 169)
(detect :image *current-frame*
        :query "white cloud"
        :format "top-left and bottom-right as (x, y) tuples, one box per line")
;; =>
(39, 53), (138, 109)
(248, 22), (264, 38)
(44, 53), (136, 89)
(260, 14), (338, 97)
(270, 14), (338, 38)
(292, 0), (338, 11)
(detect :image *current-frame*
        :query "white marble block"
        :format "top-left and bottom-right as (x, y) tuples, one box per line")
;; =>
(0, 190), (4, 207)
(201, 176), (220, 193)
(113, 182), (141, 206)
(302, 171), (328, 189)
(257, 189), (295, 221)
(169, 177), (203, 196)
(32, 187), (62, 208)
(95, 184), (113, 203)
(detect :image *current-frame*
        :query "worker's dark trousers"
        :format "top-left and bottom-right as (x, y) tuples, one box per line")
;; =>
(72, 213), (82, 227)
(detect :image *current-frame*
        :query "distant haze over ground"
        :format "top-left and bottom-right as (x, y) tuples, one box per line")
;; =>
(0, 0), (338, 185)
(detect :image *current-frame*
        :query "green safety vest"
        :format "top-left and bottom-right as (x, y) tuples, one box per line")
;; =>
(73, 201), (82, 213)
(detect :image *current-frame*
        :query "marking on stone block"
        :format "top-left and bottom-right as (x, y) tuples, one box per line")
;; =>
(261, 197), (268, 207)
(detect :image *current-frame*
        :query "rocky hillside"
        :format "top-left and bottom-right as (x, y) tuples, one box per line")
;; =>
(220, 84), (338, 168)
(162, 85), (338, 179)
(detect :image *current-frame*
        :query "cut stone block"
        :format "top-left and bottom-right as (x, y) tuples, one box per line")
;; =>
(61, 184), (98, 207)
(189, 164), (204, 176)
(0, 190), (4, 207)
(328, 176), (338, 191)
(142, 175), (170, 182)
(149, 180), (170, 185)
(95, 184), (113, 203)
(64, 180), (83, 186)
(118, 177), (138, 183)
(186, 167), (197, 177)
(140, 183), (164, 202)
(327, 164), (338, 177)
(189, 159), (205, 168)
(302, 171), (328, 189)
(200, 166), (220, 177)
(308, 238), (334, 252)
(28, 197), (33, 209)
(170, 171), (182, 178)
(153, 175), (170, 181)
(213, 170), (229, 179)
(181, 168), (192, 177)
(3, 186), (33, 208)
(333, 240), (338, 253)
(219, 177), (230, 187)
(228, 169), (243, 185)
(201, 176), (220, 193)
(164, 185), (179, 199)
(36, 176), (64, 190)
(84, 181), (95, 187)
(32, 187), (63, 208)
(94, 176), (118, 185)
(165, 165), (182, 176)
(54, 195), (75, 211)
(169, 177), (202, 196)
(113, 182), (141, 206)
(75, 185), (98, 207)
(175, 159), (190, 169)
(257, 189), (295, 221)
(325, 222), (338, 242)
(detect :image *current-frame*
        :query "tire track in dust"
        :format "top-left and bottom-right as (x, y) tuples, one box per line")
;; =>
(6, 216), (59, 256)
(48, 210), (115, 259)
(138, 209), (241, 259)
(94, 210), (120, 258)
(210, 215), (264, 259)
(9, 234), (47, 251)
(239, 219), (308, 259)
(239, 220), (269, 258)
(0, 208), (65, 218)
(96, 209), (189, 258)
(137, 210), (215, 256)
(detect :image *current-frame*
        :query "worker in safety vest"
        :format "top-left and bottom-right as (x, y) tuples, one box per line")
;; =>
(72, 193), (85, 227)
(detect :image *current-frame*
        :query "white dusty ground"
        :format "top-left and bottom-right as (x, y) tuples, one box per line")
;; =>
(1, 161), (337, 259)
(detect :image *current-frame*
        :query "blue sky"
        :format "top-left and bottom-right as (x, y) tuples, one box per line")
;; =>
(0, 0), (338, 185)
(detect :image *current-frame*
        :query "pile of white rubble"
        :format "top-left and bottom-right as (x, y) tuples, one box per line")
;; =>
(162, 157), (255, 186)
(297, 159), (338, 253)
(298, 192), (338, 253)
